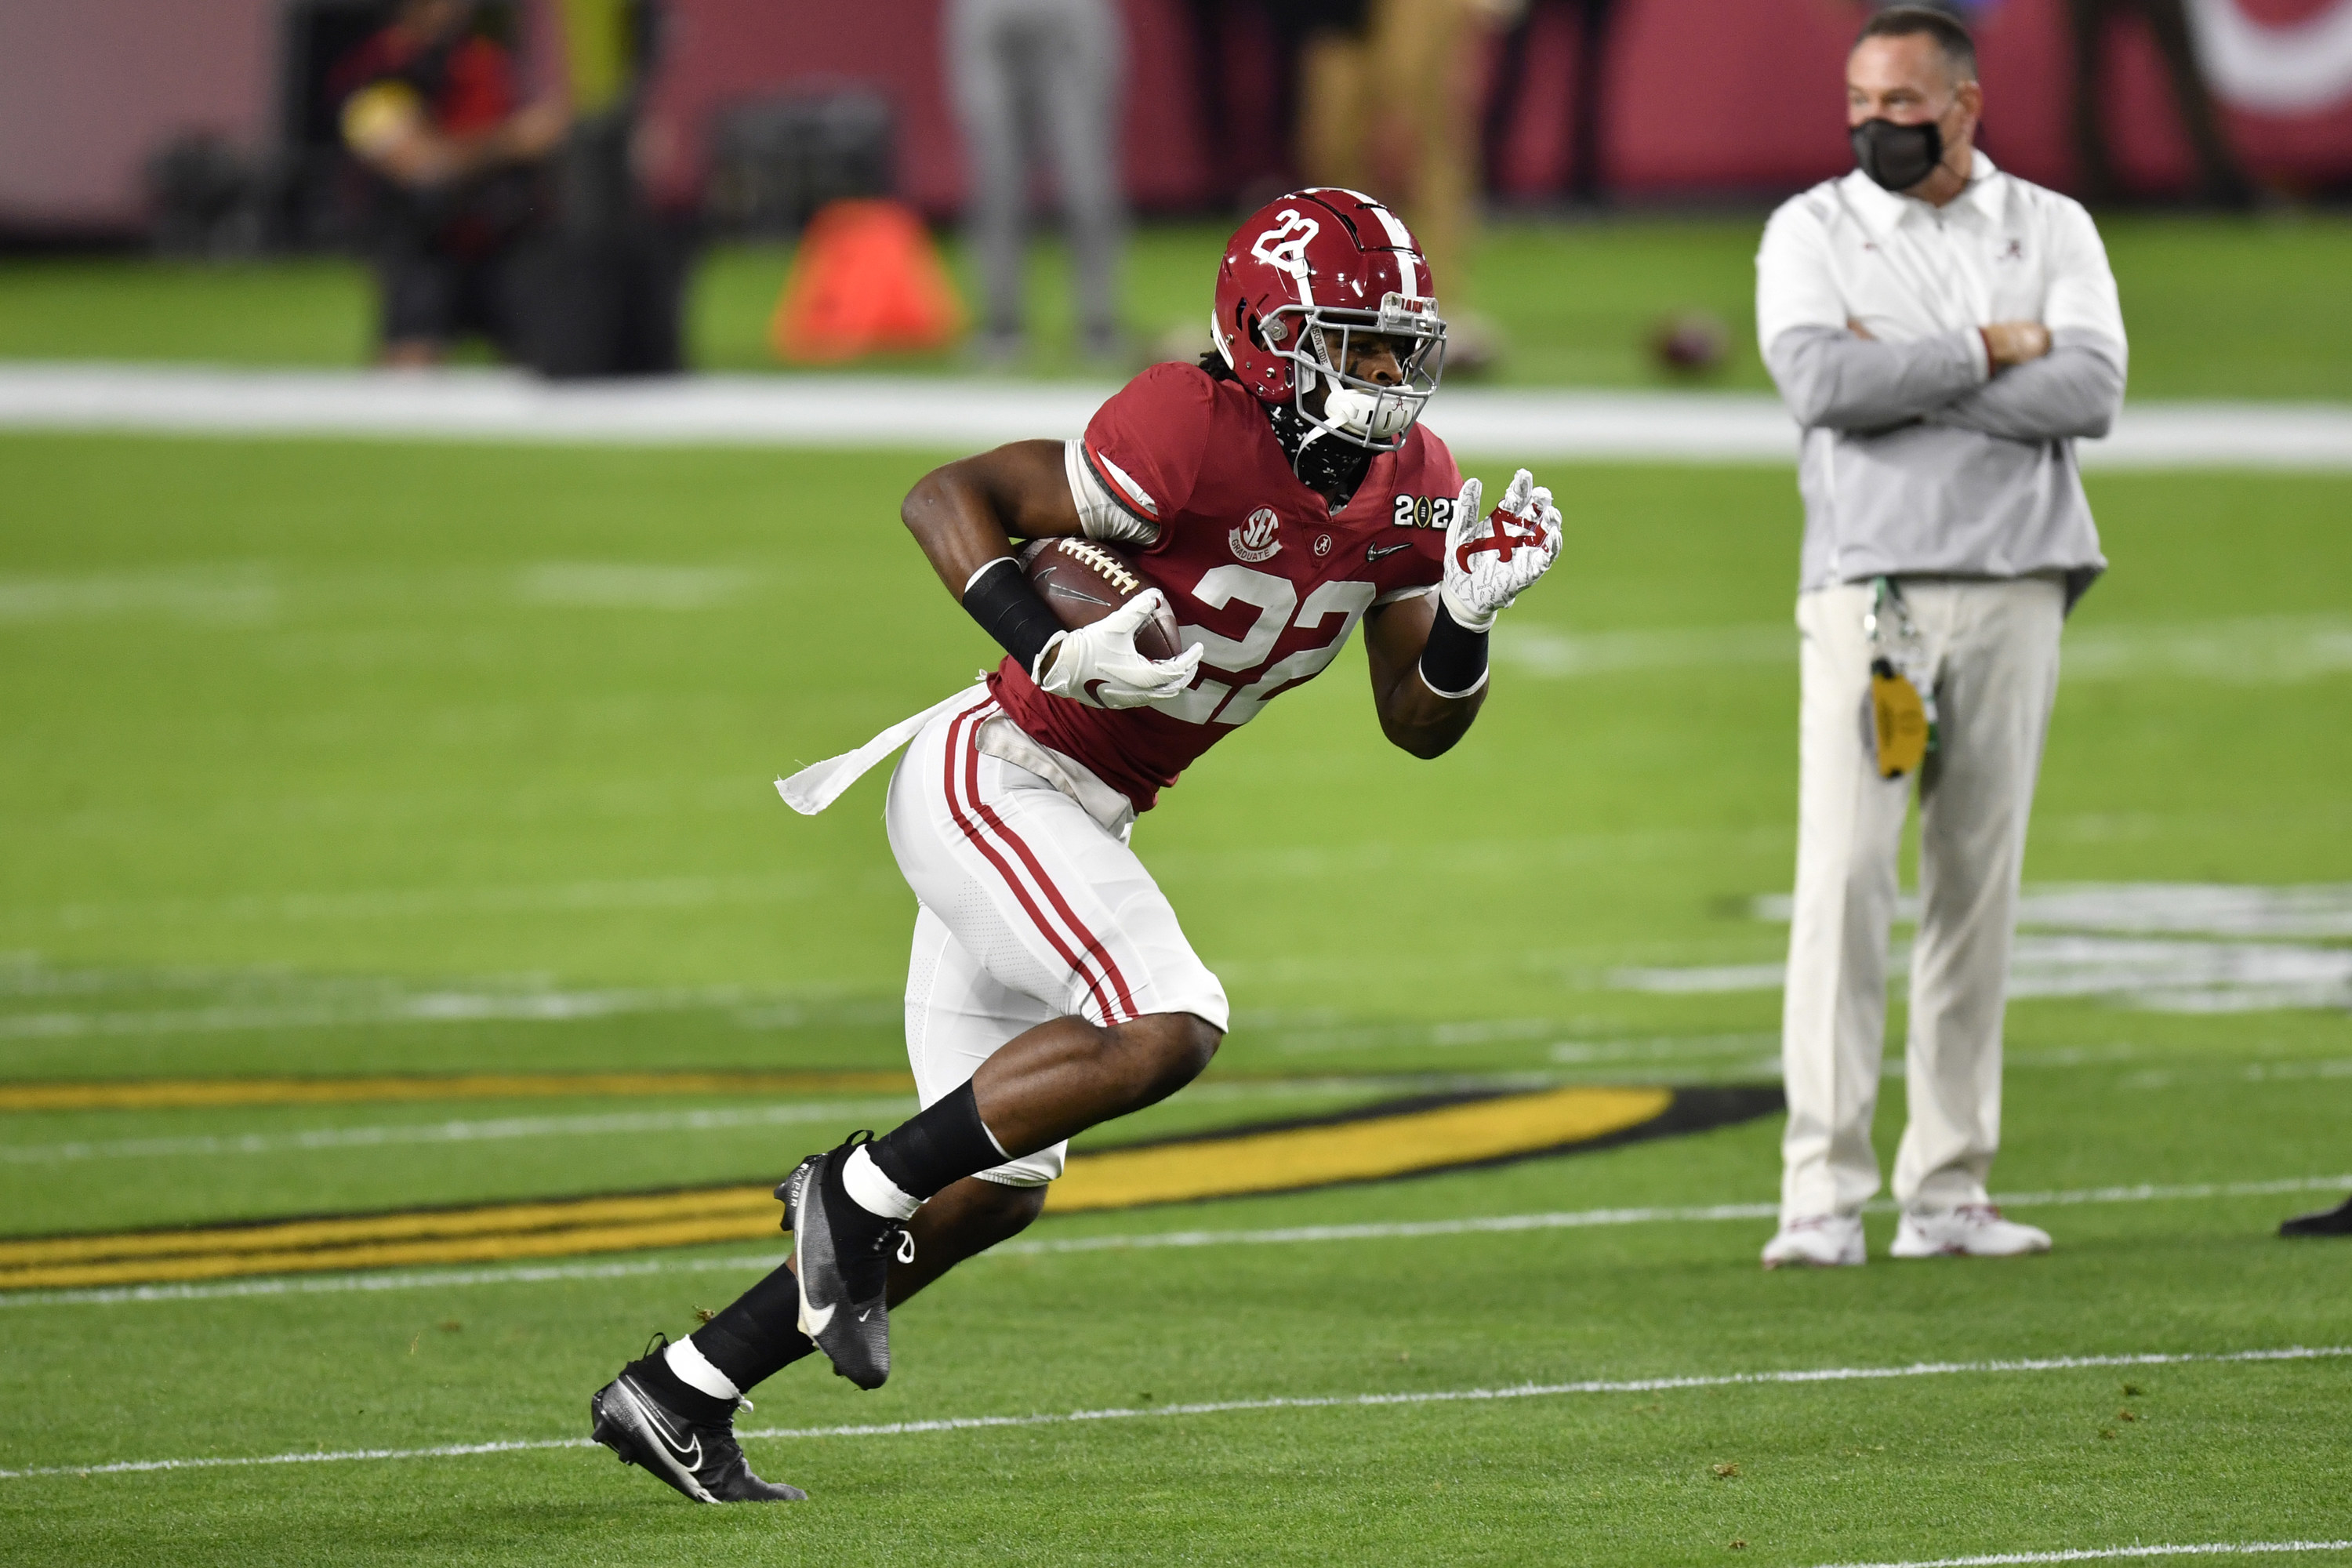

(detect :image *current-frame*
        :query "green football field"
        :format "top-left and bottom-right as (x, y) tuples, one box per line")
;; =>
(2, 426), (2347, 1565)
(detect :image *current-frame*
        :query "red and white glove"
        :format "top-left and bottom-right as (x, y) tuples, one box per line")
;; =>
(1439, 469), (1563, 632)
(1034, 590), (1203, 710)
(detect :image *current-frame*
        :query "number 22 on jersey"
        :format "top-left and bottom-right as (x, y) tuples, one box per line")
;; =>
(1157, 564), (1377, 728)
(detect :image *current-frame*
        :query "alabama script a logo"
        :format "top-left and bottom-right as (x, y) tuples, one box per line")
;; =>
(1229, 507), (1281, 564)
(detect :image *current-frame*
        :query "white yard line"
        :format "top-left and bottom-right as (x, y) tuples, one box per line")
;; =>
(9, 1174), (2345, 1311)
(2, 364), (2348, 470)
(2, 1345), (2342, 1482)
(1815, 1541), (2352, 1566)
(0, 983), (775, 1040)
(39, 873), (844, 930)
(2126, 1058), (2352, 1091)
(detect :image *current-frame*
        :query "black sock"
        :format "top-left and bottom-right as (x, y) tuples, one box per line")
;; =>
(628, 1340), (738, 1426)
(866, 1081), (1006, 1202)
(689, 1261), (816, 1392)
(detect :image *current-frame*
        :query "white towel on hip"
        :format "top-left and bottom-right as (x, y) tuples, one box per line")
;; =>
(775, 684), (985, 815)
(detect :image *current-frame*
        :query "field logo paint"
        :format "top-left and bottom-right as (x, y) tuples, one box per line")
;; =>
(0, 1084), (1761, 1294)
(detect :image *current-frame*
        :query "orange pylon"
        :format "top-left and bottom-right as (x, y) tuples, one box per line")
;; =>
(768, 198), (964, 363)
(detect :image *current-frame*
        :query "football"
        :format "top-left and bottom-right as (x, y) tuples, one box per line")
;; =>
(1649, 309), (1731, 375)
(1020, 536), (1182, 661)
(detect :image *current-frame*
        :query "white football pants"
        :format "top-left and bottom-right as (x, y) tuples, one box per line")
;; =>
(1779, 576), (2065, 1220)
(883, 691), (1229, 1187)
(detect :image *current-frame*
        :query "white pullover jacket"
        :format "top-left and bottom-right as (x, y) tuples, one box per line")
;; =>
(1756, 151), (2127, 608)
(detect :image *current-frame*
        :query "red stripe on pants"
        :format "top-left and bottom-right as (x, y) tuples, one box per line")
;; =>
(937, 702), (1134, 1024)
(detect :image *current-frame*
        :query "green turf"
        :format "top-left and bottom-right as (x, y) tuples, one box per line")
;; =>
(0, 434), (2347, 1563)
(5, 211), (2351, 396)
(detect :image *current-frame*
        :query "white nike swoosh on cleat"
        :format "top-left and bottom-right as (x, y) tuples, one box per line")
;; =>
(617, 1381), (710, 1495)
(802, 1298), (835, 1337)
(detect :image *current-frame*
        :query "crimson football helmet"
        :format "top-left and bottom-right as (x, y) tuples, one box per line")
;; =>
(1211, 188), (1447, 452)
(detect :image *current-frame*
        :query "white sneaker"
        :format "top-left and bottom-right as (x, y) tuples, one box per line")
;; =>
(1760, 1214), (1866, 1269)
(1891, 1204), (2052, 1258)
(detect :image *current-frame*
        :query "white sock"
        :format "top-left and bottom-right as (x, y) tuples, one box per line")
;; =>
(842, 1144), (922, 1221)
(663, 1336), (740, 1401)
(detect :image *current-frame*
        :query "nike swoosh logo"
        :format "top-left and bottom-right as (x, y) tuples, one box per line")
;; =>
(857, 1308), (874, 1323)
(1047, 583), (1113, 608)
(803, 1297), (836, 1337)
(629, 1382), (704, 1472)
(1367, 542), (1413, 561)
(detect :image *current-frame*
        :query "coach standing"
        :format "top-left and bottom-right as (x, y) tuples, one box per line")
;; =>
(1755, 8), (2126, 1269)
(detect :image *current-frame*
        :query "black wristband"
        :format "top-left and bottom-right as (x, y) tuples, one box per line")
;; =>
(961, 556), (1064, 676)
(1417, 599), (1490, 699)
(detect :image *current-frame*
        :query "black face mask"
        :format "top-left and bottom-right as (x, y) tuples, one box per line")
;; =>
(1851, 117), (1944, 192)
(1268, 401), (1373, 510)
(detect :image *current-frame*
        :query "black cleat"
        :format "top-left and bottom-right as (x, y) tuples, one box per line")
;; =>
(590, 1341), (806, 1504)
(2281, 1194), (2352, 1238)
(779, 1131), (910, 1392)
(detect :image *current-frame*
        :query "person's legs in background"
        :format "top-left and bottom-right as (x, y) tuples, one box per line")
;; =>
(1769, 583), (1913, 1268)
(1368, 0), (1499, 368)
(1891, 577), (2063, 1258)
(2066, 0), (2253, 206)
(1368, 0), (1478, 297)
(949, 0), (1030, 363)
(1036, 0), (1128, 364)
(1566, 0), (1617, 204)
(2065, 0), (2122, 203)
(2133, 0), (2257, 206)
(376, 242), (459, 366)
(1296, 7), (1374, 192)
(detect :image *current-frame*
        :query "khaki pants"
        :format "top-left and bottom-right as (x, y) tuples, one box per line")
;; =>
(1779, 576), (2065, 1220)
(1296, 0), (1486, 299)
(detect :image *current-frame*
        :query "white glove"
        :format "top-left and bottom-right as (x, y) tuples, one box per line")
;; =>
(1033, 589), (1203, 710)
(1440, 469), (1563, 633)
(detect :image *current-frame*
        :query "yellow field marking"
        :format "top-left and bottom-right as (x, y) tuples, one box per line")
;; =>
(0, 1070), (915, 1114)
(1046, 1086), (1674, 1213)
(0, 1187), (782, 1269)
(0, 1214), (784, 1292)
(0, 1087), (1684, 1292)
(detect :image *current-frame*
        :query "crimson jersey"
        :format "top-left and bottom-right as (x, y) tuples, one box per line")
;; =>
(329, 31), (517, 136)
(989, 362), (1465, 811)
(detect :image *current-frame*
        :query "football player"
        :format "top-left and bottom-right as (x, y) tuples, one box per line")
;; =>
(589, 188), (1564, 1502)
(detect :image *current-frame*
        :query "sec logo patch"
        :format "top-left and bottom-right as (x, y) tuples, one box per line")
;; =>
(1230, 507), (1281, 563)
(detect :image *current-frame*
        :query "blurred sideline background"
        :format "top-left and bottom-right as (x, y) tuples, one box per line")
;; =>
(2, 0), (2348, 389)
